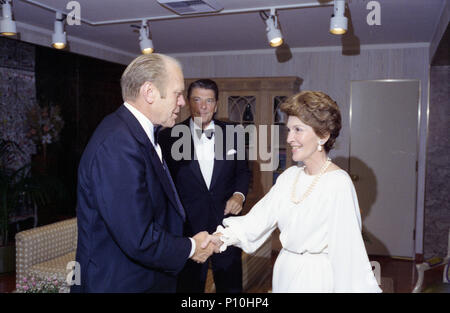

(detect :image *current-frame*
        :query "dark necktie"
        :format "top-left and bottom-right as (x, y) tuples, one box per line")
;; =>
(162, 159), (185, 220)
(152, 125), (185, 219)
(195, 128), (214, 140)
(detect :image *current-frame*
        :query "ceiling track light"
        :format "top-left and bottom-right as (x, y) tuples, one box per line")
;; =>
(1, 0), (17, 36)
(330, 0), (348, 35)
(139, 19), (154, 54)
(262, 8), (283, 48)
(52, 12), (67, 49)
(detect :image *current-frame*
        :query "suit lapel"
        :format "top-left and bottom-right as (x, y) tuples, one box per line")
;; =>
(209, 122), (226, 191)
(179, 118), (209, 190)
(116, 105), (186, 220)
(189, 147), (208, 190)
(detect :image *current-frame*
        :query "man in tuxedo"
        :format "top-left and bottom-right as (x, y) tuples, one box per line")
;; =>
(159, 79), (251, 293)
(72, 55), (217, 293)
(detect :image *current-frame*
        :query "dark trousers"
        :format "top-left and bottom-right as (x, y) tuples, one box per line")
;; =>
(177, 246), (242, 293)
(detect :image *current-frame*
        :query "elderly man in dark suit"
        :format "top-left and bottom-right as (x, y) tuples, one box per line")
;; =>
(72, 55), (217, 293)
(159, 79), (251, 293)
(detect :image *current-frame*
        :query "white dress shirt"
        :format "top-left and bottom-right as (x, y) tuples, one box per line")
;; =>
(190, 118), (215, 189)
(123, 102), (162, 162)
(190, 118), (245, 201)
(123, 102), (196, 258)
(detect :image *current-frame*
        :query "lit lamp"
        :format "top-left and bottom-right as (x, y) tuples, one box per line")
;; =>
(0, 0), (17, 36)
(330, 0), (348, 35)
(266, 8), (283, 47)
(52, 12), (67, 49)
(139, 19), (154, 54)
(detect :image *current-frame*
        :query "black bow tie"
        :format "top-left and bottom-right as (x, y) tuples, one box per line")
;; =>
(153, 125), (162, 144)
(195, 128), (214, 140)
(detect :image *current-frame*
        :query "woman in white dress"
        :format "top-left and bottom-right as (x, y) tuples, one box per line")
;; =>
(209, 91), (382, 293)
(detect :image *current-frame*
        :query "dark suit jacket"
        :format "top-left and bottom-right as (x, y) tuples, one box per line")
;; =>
(72, 105), (191, 293)
(159, 118), (251, 236)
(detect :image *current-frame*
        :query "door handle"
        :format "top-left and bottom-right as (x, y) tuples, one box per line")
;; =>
(350, 174), (359, 182)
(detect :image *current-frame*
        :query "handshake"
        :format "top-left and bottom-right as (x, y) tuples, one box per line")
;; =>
(190, 231), (224, 263)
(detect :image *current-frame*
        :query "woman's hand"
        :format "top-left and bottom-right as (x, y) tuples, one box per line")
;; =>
(200, 233), (224, 253)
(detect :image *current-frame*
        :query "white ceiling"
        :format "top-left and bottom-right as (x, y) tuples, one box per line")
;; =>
(8, 0), (447, 55)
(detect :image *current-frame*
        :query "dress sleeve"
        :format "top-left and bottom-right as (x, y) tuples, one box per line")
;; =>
(327, 174), (382, 293)
(215, 167), (290, 254)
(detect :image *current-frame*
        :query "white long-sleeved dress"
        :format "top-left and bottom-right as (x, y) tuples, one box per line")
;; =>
(216, 166), (382, 293)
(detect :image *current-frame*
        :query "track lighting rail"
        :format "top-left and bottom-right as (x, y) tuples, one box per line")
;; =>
(23, 0), (333, 26)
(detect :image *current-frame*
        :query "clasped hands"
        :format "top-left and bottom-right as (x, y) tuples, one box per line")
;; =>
(190, 194), (242, 264)
(190, 231), (224, 264)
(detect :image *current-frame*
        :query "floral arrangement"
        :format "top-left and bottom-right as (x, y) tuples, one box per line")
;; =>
(16, 274), (70, 293)
(26, 103), (64, 154)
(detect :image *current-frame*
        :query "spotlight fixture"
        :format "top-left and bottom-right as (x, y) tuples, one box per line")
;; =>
(139, 19), (154, 54)
(261, 8), (283, 48)
(52, 12), (67, 49)
(0, 0), (17, 36)
(330, 0), (348, 35)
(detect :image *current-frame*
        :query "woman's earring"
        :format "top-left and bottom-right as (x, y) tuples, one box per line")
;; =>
(317, 140), (324, 152)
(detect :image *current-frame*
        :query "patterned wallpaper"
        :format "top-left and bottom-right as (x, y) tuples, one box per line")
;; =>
(424, 65), (450, 259)
(0, 37), (34, 71)
(0, 37), (37, 170)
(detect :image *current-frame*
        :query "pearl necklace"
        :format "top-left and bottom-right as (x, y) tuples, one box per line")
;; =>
(291, 157), (332, 204)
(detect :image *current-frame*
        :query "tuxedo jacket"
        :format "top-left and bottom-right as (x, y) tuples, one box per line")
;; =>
(159, 118), (251, 236)
(72, 105), (191, 293)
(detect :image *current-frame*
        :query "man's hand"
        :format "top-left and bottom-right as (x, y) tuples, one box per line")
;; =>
(201, 233), (223, 253)
(224, 194), (244, 215)
(191, 231), (215, 263)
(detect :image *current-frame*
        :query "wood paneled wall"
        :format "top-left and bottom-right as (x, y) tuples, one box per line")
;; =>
(35, 46), (126, 218)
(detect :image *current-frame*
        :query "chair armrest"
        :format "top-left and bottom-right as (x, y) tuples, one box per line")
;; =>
(15, 218), (77, 284)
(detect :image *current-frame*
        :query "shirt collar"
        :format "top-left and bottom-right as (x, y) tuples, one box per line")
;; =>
(190, 118), (215, 132)
(123, 102), (157, 145)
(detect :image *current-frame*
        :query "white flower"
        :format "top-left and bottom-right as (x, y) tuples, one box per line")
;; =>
(42, 134), (52, 144)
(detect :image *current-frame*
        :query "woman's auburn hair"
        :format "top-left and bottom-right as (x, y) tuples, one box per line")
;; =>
(280, 90), (342, 153)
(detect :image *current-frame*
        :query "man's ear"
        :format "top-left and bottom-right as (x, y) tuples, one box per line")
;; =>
(140, 81), (157, 104)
